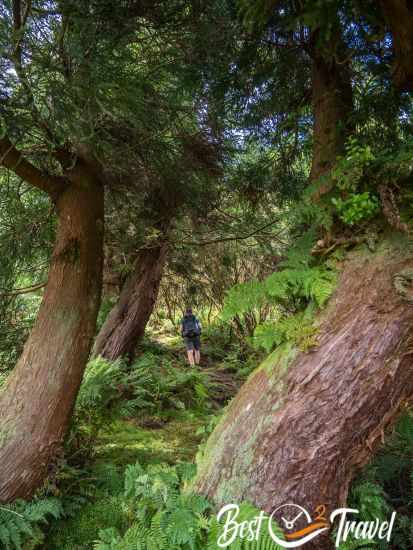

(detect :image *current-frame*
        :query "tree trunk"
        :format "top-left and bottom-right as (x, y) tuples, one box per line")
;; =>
(379, 0), (413, 92)
(309, 29), (353, 187)
(0, 175), (104, 501)
(92, 240), (169, 361)
(194, 239), (413, 548)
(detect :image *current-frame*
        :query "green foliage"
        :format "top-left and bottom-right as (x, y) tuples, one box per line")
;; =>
(253, 309), (318, 353)
(222, 231), (336, 354)
(331, 137), (376, 193)
(345, 412), (413, 550)
(94, 461), (211, 550)
(222, 280), (267, 322)
(332, 192), (380, 226)
(71, 357), (152, 452)
(0, 176), (54, 371)
(94, 461), (285, 550)
(0, 497), (63, 550)
(70, 353), (212, 458)
(328, 137), (413, 228)
(47, 495), (128, 550)
(264, 266), (336, 308)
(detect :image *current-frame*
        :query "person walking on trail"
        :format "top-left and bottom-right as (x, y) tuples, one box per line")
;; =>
(181, 307), (201, 366)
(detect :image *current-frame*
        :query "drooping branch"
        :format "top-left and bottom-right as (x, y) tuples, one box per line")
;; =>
(0, 136), (67, 197)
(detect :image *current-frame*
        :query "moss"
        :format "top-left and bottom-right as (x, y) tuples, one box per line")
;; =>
(45, 411), (208, 549)
(94, 414), (205, 468)
(0, 429), (11, 448)
(194, 339), (300, 494)
(194, 383), (281, 506)
(393, 268), (413, 303)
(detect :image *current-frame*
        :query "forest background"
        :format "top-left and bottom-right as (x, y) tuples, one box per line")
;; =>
(0, 0), (413, 549)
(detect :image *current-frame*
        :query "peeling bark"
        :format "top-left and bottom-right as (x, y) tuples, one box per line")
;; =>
(194, 239), (413, 549)
(0, 173), (104, 501)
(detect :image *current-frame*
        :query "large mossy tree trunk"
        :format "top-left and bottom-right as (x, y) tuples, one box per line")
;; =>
(194, 240), (413, 547)
(92, 239), (169, 361)
(0, 173), (104, 501)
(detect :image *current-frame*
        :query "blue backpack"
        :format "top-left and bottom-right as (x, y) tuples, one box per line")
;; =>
(182, 315), (200, 338)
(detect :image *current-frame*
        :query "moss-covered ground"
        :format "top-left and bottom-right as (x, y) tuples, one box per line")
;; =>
(45, 412), (208, 549)
(43, 329), (250, 549)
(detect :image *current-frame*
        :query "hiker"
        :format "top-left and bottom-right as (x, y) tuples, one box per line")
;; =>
(181, 307), (202, 366)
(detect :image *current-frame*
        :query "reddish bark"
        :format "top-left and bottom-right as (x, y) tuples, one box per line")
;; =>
(0, 171), (104, 501)
(194, 242), (413, 549)
(92, 240), (169, 361)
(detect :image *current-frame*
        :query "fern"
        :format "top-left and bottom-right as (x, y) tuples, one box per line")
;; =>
(264, 266), (336, 308)
(345, 411), (413, 550)
(253, 311), (318, 353)
(222, 279), (268, 321)
(0, 497), (63, 550)
(95, 460), (212, 549)
(71, 353), (213, 459)
(94, 460), (289, 550)
(222, 227), (337, 355)
(350, 482), (390, 521)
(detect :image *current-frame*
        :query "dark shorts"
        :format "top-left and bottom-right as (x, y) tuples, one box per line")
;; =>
(184, 336), (201, 351)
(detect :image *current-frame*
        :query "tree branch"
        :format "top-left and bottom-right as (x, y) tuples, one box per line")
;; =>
(177, 219), (287, 247)
(0, 281), (46, 297)
(11, 0), (57, 143)
(0, 136), (67, 197)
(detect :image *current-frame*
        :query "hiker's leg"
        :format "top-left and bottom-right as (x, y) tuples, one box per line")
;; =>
(194, 337), (201, 365)
(184, 338), (195, 366)
(187, 349), (195, 366)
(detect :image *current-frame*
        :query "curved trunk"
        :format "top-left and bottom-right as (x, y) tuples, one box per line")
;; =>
(0, 175), (104, 501)
(194, 239), (413, 548)
(92, 240), (169, 361)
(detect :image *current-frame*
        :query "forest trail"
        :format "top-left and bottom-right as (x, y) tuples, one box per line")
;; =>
(44, 333), (243, 549)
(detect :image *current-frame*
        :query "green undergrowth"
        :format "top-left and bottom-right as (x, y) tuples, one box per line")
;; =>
(0, 328), (260, 550)
(45, 414), (209, 549)
(37, 334), (249, 550)
(340, 412), (413, 550)
(44, 459), (286, 550)
(221, 227), (340, 356)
